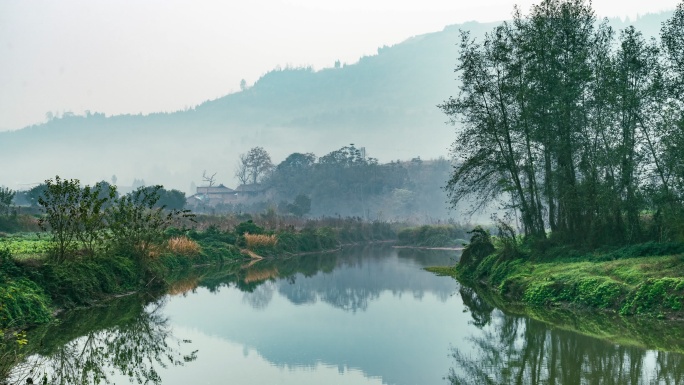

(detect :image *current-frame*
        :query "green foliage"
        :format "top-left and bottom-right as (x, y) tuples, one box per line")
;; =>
(188, 225), (237, 244)
(0, 187), (15, 216)
(37, 176), (116, 260)
(35, 257), (140, 308)
(235, 146), (274, 185)
(285, 194), (311, 217)
(458, 226), (495, 269)
(142, 186), (186, 210)
(441, 0), (684, 247)
(454, 241), (684, 318)
(0, 234), (50, 260)
(25, 184), (48, 207)
(37, 176), (83, 261)
(264, 145), (451, 219)
(494, 219), (520, 259)
(234, 220), (264, 236)
(106, 185), (194, 262)
(0, 248), (21, 280)
(596, 242), (684, 261)
(0, 277), (52, 328)
(397, 225), (467, 247)
(195, 240), (242, 262)
(76, 181), (117, 256)
(621, 278), (684, 316)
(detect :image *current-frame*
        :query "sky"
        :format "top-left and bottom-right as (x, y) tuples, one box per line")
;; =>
(0, 0), (681, 132)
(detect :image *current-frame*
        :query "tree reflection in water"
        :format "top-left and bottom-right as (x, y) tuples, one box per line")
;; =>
(8, 297), (197, 385)
(449, 288), (684, 385)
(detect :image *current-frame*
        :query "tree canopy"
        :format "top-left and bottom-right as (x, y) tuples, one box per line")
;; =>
(441, 0), (684, 246)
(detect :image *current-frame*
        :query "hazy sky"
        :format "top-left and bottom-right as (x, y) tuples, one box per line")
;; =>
(0, 0), (680, 131)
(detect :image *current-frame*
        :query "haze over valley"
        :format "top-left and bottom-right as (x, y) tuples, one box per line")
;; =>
(0, 10), (674, 208)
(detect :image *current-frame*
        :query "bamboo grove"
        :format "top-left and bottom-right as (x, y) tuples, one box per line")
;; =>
(440, 0), (684, 247)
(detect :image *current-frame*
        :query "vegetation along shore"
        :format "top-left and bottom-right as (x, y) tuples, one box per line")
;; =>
(429, 1), (684, 321)
(0, 176), (408, 334)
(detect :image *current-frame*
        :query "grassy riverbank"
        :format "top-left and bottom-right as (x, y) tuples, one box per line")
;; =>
(0, 217), (399, 331)
(432, 241), (684, 319)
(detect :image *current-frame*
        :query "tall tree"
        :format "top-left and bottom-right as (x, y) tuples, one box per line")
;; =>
(0, 187), (15, 216)
(236, 147), (274, 185)
(440, 22), (546, 238)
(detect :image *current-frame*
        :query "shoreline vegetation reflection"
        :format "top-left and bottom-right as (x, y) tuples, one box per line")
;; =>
(451, 286), (684, 385)
(5, 247), (684, 384)
(6, 295), (197, 385)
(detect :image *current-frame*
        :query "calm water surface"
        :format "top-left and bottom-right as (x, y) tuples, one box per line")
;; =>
(8, 247), (684, 384)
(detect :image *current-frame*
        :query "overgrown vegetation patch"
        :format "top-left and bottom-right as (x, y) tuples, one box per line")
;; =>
(397, 225), (467, 247)
(454, 242), (684, 318)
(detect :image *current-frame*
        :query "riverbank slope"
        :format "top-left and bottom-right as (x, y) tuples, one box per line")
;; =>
(431, 242), (684, 319)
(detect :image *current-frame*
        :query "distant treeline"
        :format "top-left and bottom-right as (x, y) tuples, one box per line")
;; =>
(442, 0), (684, 247)
(265, 144), (452, 220)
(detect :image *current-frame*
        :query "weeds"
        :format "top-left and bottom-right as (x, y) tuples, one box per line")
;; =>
(244, 233), (278, 250)
(167, 237), (201, 256)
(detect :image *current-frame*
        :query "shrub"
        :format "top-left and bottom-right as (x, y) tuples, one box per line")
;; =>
(459, 226), (495, 269)
(106, 186), (194, 262)
(0, 278), (52, 328)
(234, 220), (264, 236)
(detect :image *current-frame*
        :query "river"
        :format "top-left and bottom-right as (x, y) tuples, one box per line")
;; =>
(6, 246), (684, 384)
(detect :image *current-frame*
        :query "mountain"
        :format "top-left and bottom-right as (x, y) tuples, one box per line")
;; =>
(0, 12), (672, 193)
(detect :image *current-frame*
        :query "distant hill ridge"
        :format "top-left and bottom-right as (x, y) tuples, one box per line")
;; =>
(0, 12), (673, 192)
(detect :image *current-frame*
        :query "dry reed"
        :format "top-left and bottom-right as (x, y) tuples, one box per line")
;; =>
(167, 236), (201, 256)
(244, 233), (278, 249)
(244, 267), (280, 283)
(167, 277), (200, 296)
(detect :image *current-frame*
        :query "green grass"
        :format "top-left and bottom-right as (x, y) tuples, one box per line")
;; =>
(450, 244), (684, 318)
(0, 219), (397, 330)
(0, 233), (50, 260)
(460, 281), (684, 353)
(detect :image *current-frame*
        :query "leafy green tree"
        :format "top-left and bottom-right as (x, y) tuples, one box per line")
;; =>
(106, 186), (193, 261)
(75, 182), (117, 256)
(139, 186), (186, 210)
(38, 176), (84, 261)
(287, 194), (311, 217)
(96, 180), (119, 201)
(25, 183), (48, 207)
(235, 147), (273, 185)
(655, 1), (684, 240)
(661, 1), (684, 92)
(439, 0), (683, 247)
(439, 22), (546, 239)
(268, 153), (316, 199)
(156, 188), (186, 210)
(0, 187), (15, 216)
(38, 177), (115, 260)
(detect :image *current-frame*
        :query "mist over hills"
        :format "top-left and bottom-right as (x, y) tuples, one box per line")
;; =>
(0, 12), (672, 195)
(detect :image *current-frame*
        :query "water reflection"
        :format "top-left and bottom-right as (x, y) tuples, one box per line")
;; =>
(163, 246), (465, 385)
(7, 296), (196, 385)
(235, 247), (458, 312)
(7, 247), (684, 385)
(450, 288), (684, 385)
